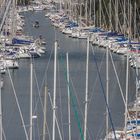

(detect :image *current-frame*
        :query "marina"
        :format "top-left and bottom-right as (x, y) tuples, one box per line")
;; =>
(0, 0), (140, 140)
(0, 10), (135, 140)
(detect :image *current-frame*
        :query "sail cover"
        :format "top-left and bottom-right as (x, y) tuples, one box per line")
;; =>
(12, 38), (33, 45)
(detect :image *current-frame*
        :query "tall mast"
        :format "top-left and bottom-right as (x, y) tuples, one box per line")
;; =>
(135, 0), (138, 133)
(0, 73), (2, 140)
(124, 1), (131, 138)
(99, 0), (102, 27)
(109, 0), (111, 30)
(84, 36), (89, 140)
(106, 41), (109, 140)
(93, 0), (96, 26)
(89, 0), (92, 21)
(52, 41), (57, 140)
(43, 85), (48, 140)
(85, 0), (88, 25)
(69, 0), (72, 18)
(123, 0), (126, 34)
(128, 1), (132, 39)
(79, 1), (82, 27)
(12, 0), (16, 38)
(115, 0), (118, 32)
(134, 1), (136, 39)
(29, 60), (33, 140)
(124, 39), (129, 140)
(66, 53), (71, 140)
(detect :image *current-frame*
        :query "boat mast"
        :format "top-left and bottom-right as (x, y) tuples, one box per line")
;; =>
(123, 0), (126, 34)
(135, 0), (138, 133)
(12, 0), (16, 38)
(0, 73), (2, 140)
(134, 1), (136, 39)
(84, 36), (89, 140)
(106, 1), (112, 138)
(124, 1), (131, 138)
(93, 0), (95, 26)
(124, 32), (129, 140)
(0, 0), (12, 32)
(106, 39), (109, 140)
(66, 52), (71, 140)
(89, 0), (92, 22)
(69, 0), (72, 19)
(52, 41), (57, 140)
(99, 0), (102, 27)
(29, 59), (33, 140)
(85, 0), (88, 25)
(79, 0), (82, 27)
(109, 0), (111, 30)
(115, 0), (118, 32)
(43, 85), (48, 140)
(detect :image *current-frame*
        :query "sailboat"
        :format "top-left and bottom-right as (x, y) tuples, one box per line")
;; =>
(104, 0), (140, 139)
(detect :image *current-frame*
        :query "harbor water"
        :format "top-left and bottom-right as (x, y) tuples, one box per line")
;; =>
(1, 11), (137, 139)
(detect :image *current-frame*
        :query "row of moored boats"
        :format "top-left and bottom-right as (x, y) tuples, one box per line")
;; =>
(45, 4), (140, 140)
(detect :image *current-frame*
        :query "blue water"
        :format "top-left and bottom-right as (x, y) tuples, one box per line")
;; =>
(1, 11), (137, 140)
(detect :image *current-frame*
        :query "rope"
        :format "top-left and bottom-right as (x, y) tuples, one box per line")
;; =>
(7, 68), (29, 140)
(58, 58), (65, 139)
(48, 92), (63, 140)
(91, 46), (117, 140)
(109, 50), (137, 139)
(59, 53), (84, 140)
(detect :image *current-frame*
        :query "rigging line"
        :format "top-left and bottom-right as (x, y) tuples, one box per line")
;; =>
(136, 7), (140, 23)
(87, 46), (107, 138)
(109, 46), (137, 138)
(31, 46), (53, 114)
(109, 47), (136, 138)
(91, 46), (117, 140)
(2, 128), (6, 140)
(59, 54), (84, 140)
(58, 56), (65, 139)
(88, 47), (106, 107)
(102, 0), (113, 29)
(32, 45), (64, 140)
(59, 52), (92, 140)
(69, 77), (92, 140)
(33, 69), (51, 140)
(109, 50), (135, 127)
(102, 0), (125, 33)
(30, 44), (54, 140)
(109, 50), (133, 131)
(48, 92), (63, 140)
(33, 61), (51, 139)
(117, 0), (124, 33)
(7, 68), (29, 140)
(95, 116), (106, 140)
(0, 0), (12, 32)
(136, 8), (140, 36)
(111, 0), (124, 33)
(101, 6), (107, 29)
(109, 51), (125, 104)
(0, 0), (6, 18)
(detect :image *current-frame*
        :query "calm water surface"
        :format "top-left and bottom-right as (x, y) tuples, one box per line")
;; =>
(2, 11), (137, 140)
